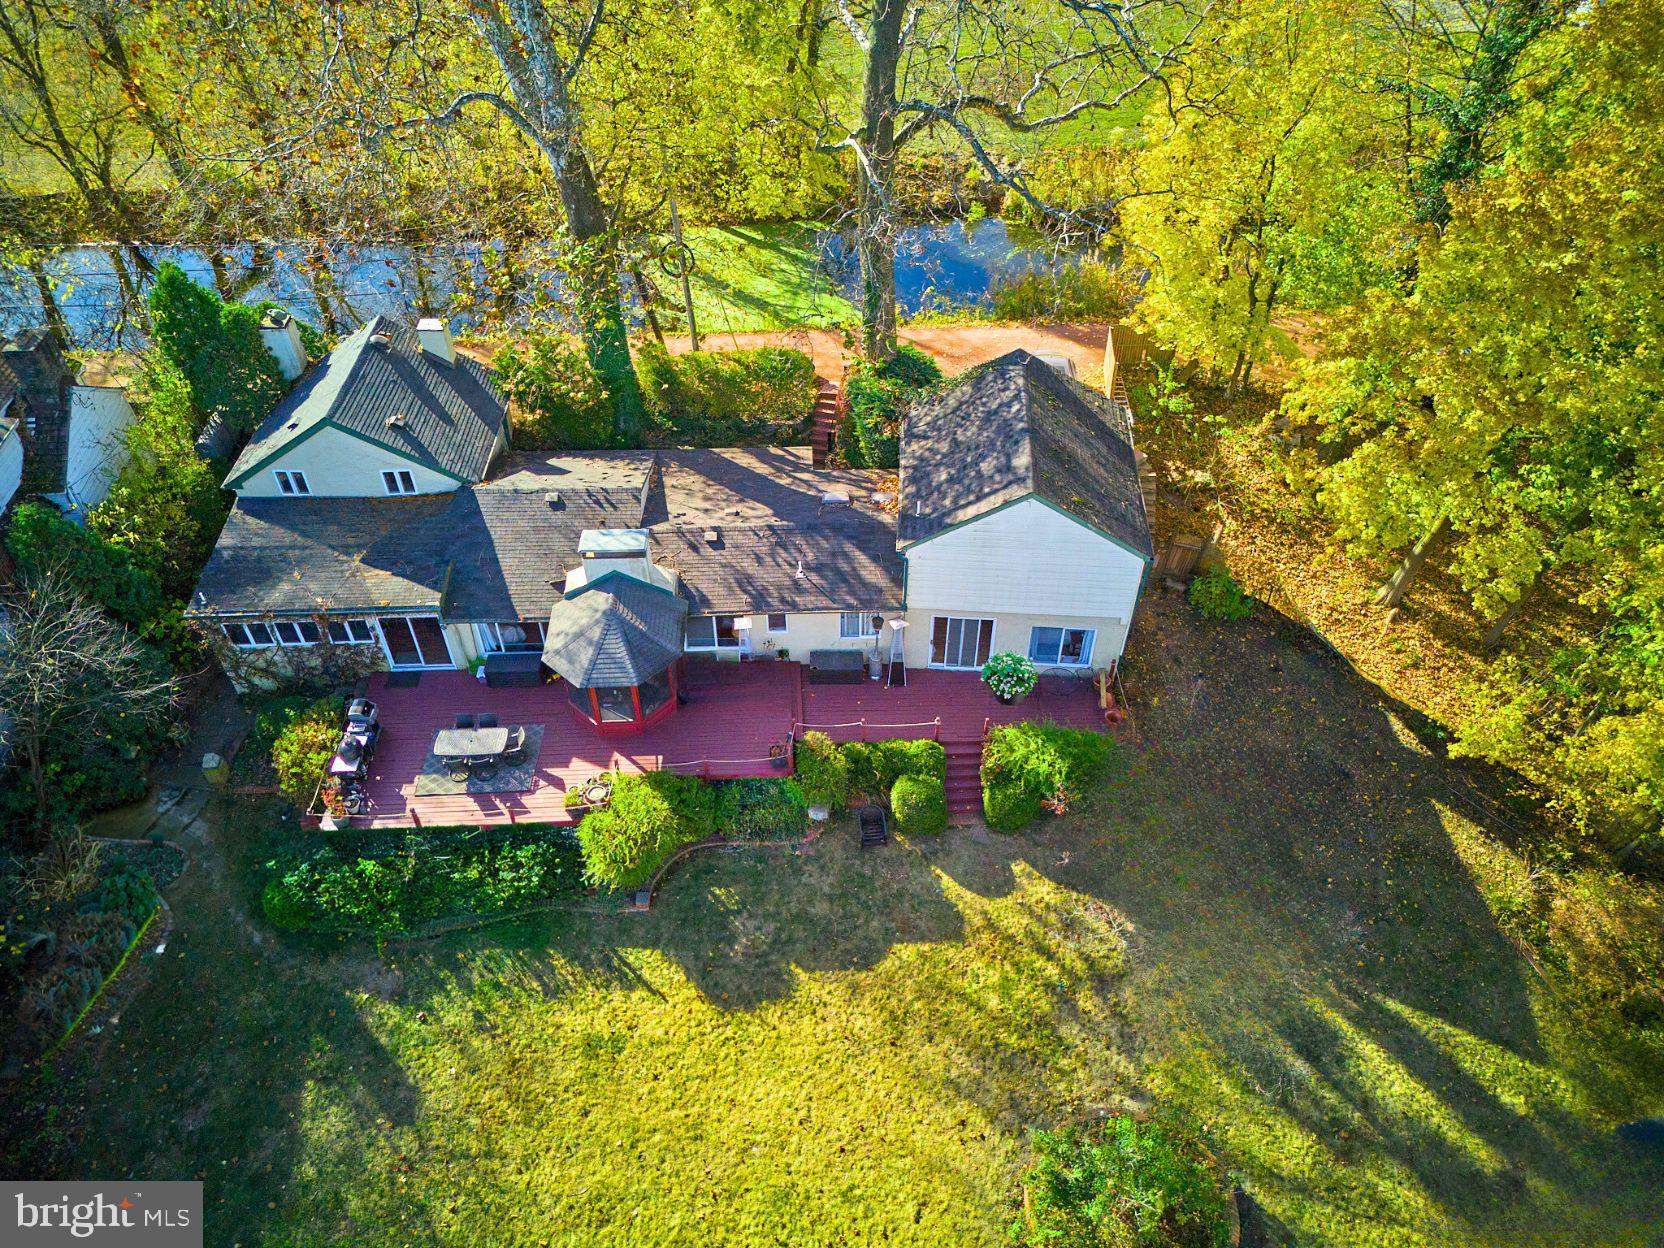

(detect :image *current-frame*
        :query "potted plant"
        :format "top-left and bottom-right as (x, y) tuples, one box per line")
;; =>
(981, 652), (1038, 705)
(769, 742), (788, 770)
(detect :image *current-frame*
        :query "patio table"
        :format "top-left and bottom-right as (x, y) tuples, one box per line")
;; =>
(432, 726), (511, 759)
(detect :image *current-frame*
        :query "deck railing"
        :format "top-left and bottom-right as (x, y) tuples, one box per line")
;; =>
(792, 717), (943, 742)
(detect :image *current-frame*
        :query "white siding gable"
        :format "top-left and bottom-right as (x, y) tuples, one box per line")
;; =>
(0, 419), (22, 514)
(902, 497), (1146, 663)
(235, 425), (463, 498)
(59, 386), (135, 514)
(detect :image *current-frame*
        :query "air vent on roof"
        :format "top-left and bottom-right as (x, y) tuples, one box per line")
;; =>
(870, 491), (895, 506)
(545, 491), (564, 509)
(369, 331), (393, 349)
(821, 491), (850, 506)
(702, 528), (721, 547)
(386, 413), (407, 428)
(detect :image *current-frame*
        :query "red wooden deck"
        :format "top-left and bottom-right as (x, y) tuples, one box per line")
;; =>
(798, 667), (1106, 744)
(348, 661), (1104, 828)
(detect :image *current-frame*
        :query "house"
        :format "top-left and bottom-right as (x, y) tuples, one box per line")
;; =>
(189, 332), (1152, 736)
(0, 328), (137, 519)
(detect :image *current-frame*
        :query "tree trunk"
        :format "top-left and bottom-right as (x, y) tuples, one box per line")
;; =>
(1482, 586), (1532, 651)
(88, 6), (195, 188)
(27, 254), (71, 347)
(856, 0), (907, 361)
(1372, 514), (1448, 609)
(628, 263), (667, 347)
(469, 1), (644, 439)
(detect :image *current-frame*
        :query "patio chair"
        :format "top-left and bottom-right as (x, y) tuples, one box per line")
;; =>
(477, 712), (499, 728)
(501, 725), (527, 763)
(455, 713), (476, 729)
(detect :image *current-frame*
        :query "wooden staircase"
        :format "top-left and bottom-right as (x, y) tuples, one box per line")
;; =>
(810, 376), (841, 467)
(943, 737), (984, 821)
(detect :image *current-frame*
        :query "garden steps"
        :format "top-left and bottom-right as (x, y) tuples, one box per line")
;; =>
(942, 737), (984, 817)
(810, 377), (841, 467)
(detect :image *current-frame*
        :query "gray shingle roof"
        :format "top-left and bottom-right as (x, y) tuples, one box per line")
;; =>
(898, 349), (1151, 558)
(190, 495), (454, 616)
(541, 572), (687, 687)
(226, 317), (507, 487)
(191, 447), (904, 621)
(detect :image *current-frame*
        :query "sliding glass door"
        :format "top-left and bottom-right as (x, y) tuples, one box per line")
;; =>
(378, 616), (454, 669)
(929, 616), (995, 670)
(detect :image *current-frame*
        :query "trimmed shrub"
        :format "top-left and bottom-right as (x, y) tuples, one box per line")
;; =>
(495, 331), (617, 450)
(1013, 1115), (1229, 1248)
(637, 341), (817, 446)
(261, 826), (583, 935)
(714, 778), (808, 840)
(982, 722), (1116, 832)
(271, 696), (340, 807)
(1187, 568), (1253, 621)
(843, 738), (947, 805)
(575, 771), (716, 890)
(891, 774), (947, 836)
(793, 731), (850, 812)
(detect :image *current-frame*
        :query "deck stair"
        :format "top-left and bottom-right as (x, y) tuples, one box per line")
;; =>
(859, 804), (889, 848)
(943, 737), (984, 820)
(810, 377), (841, 467)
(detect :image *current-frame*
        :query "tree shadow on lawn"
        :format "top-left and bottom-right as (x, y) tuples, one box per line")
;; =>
(922, 592), (1664, 1242)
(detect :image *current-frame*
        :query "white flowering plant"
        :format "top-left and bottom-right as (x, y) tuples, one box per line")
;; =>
(980, 651), (1038, 701)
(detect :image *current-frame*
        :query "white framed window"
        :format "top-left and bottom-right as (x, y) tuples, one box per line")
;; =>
(483, 620), (546, 653)
(1029, 626), (1095, 668)
(839, 611), (880, 639)
(382, 469), (417, 495)
(272, 620), (321, 647)
(686, 615), (742, 650)
(766, 613), (788, 633)
(222, 621), (275, 648)
(930, 616), (995, 669)
(327, 618), (376, 645)
(273, 469), (310, 496)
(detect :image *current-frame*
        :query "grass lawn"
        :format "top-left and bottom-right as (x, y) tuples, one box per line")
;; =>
(652, 224), (856, 335)
(5, 599), (1662, 1246)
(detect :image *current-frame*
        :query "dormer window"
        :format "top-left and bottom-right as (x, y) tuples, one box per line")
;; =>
(382, 469), (417, 495)
(274, 469), (310, 496)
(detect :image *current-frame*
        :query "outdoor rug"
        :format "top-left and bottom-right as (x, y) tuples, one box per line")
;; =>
(412, 724), (545, 796)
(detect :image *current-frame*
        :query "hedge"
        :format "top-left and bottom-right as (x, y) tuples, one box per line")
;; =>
(842, 344), (942, 468)
(891, 774), (947, 836)
(262, 825), (583, 935)
(842, 738), (946, 805)
(713, 778), (808, 840)
(981, 722), (1116, 832)
(794, 731), (850, 812)
(575, 771), (717, 890)
(637, 342), (817, 446)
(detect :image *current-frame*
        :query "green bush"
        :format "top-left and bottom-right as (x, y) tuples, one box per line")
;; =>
(147, 262), (287, 431)
(713, 778), (808, 840)
(88, 358), (231, 601)
(794, 731), (850, 811)
(637, 341), (817, 446)
(494, 331), (618, 450)
(981, 651), (1039, 701)
(261, 826), (582, 935)
(843, 738), (947, 804)
(1013, 1116), (1229, 1248)
(982, 722), (1116, 832)
(91, 863), (159, 927)
(270, 696), (341, 807)
(1187, 569), (1253, 621)
(7, 502), (164, 632)
(575, 771), (716, 890)
(843, 345), (942, 468)
(891, 774), (947, 836)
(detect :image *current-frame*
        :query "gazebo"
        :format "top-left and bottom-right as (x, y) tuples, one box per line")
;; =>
(540, 571), (689, 735)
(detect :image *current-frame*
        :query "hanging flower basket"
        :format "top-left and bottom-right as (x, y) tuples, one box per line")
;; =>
(981, 651), (1038, 704)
